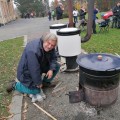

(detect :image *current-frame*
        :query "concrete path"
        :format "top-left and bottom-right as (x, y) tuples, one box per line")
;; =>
(0, 17), (61, 42)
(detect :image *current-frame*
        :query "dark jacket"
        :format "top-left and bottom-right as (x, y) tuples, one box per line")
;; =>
(48, 11), (51, 19)
(93, 9), (98, 20)
(112, 5), (120, 17)
(17, 39), (57, 89)
(56, 6), (63, 20)
(79, 9), (86, 20)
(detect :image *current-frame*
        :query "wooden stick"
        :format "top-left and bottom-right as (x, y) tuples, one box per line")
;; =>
(33, 103), (57, 120)
(53, 81), (62, 90)
(52, 86), (66, 94)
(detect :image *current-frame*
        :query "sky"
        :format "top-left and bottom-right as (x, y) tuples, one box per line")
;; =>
(49, 0), (54, 6)
(49, 0), (53, 3)
(49, 0), (60, 6)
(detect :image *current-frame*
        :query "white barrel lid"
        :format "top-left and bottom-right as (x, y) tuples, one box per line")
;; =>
(50, 24), (67, 29)
(57, 28), (81, 36)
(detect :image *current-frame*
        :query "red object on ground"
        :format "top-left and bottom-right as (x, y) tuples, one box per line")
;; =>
(102, 11), (113, 20)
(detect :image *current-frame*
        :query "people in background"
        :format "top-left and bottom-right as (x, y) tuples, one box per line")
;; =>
(73, 8), (78, 23)
(92, 5), (98, 34)
(56, 3), (64, 23)
(30, 12), (34, 18)
(48, 10), (51, 21)
(6, 32), (60, 102)
(78, 6), (87, 29)
(51, 10), (55, 21)
(26, 12), (30, 18)
(112, 1), (120, 28)
(79, 6), (86, 20)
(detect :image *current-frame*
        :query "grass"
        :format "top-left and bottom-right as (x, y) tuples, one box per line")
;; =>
(0, 37), (24, 118)
(78, 11), (120, 55)
(81, 25), (120, 55)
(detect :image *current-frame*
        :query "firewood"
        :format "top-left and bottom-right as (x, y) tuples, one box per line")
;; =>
(53, 81), (62, 90)
(52, 86), (66, 94)
(33, 103), (57, 120)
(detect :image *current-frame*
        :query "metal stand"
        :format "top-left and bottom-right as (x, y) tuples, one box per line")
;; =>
(60, 56), (79, 72)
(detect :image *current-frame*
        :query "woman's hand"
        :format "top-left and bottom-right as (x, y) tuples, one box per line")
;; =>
(37, 84), (43, 88)
(46, 70), (53, 79)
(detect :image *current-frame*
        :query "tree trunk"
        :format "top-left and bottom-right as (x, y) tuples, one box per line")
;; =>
(67, 0), (74, 27)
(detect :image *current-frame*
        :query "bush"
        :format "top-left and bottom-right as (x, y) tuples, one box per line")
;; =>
(63, 13), (69, 18)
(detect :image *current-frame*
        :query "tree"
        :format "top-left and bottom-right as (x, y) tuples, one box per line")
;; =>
(14, 0), (46, 17)
(95, 0), (119, 11)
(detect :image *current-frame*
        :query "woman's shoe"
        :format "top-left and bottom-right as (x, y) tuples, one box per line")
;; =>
(29, 94), (33, 98)
(31, 95), (37, 103)
(36, 94), (43, 102)
(6, 80), (16, 93)
(40, 89), (46, 99)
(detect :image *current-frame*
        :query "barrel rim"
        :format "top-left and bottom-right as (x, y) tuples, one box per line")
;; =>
(57, 28), (81, 36)
(50, 24), (67, 29)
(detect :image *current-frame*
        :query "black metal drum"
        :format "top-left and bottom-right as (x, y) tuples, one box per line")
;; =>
(76, 53), (120, 106)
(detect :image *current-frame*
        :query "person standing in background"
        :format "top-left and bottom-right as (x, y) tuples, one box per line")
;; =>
(30, 12), (34, 18)
(92, 4), (98, 34)
(112, 1), (120, 28)
(73, 8), (78, 23)
(51, 10), (55, 21)
(78, 6), (87, 29)
(79, 6), (86, 21)
(56, 3), (64, 23)
(48, 10), (51, 21)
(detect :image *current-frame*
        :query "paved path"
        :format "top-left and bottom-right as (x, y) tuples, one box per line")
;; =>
(0, 17), (60, 42)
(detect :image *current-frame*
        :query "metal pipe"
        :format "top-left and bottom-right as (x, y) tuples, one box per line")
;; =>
(81, 0), (95, 43)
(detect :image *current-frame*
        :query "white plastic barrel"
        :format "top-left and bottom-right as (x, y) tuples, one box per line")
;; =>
(57, 28), (81, 57)
(50, 24), (67, 35)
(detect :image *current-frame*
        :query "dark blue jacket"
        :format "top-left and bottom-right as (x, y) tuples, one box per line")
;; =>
(56, 6), (63, 20)
(93, 9), (98, 20)
(17, 39), (57, 89)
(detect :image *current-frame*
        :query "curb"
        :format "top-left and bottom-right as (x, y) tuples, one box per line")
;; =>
(9, 91), (23, 120)
(8, 35), (27, 120)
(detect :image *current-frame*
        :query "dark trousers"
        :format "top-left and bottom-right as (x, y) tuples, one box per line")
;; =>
(73, 16), (78, 23)
(118, 17), (120, 28)
(112, 16), (117, 28)
(15, 63), (60, 94)
(42, 63), (60, 83)
(92, 20), (96, 33)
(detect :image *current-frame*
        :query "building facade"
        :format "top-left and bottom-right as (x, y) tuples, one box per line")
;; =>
(0, 0), (16, 26)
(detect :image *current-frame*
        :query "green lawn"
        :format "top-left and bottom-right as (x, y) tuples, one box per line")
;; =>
(0, 37), (24, 118)
(81, 27), (120, 55)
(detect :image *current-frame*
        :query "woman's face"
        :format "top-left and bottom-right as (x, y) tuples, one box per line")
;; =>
(43, 40), (57, 52)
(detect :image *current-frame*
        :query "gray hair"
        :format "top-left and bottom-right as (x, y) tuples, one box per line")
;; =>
(41, 32), (58, 43)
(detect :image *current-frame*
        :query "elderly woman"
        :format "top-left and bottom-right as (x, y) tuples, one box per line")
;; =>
(6, 32), (60, 102)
